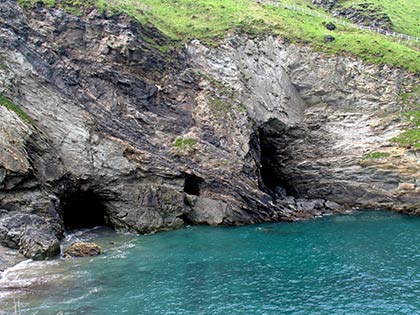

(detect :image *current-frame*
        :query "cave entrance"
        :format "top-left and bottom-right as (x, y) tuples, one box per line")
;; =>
(184, 174), (202, 196)
(258, 118), (296, 198)
(61, 189), (108, 230)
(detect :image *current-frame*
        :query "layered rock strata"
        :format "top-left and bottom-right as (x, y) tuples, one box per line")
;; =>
(0, 1), (419, 259)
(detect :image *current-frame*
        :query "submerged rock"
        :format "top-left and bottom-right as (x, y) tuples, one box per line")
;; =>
(64, 242), (103, 258)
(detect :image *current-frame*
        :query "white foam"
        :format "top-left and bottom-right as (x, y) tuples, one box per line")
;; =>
(0, 259), (63, 300)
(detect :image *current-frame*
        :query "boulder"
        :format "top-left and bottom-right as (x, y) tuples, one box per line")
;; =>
(324, 22), (336, 30)
(64, 242), (103, 258)
(324, 35), (335, 42)
(19, 228), (61, 261)
(0, 212), (62, 260)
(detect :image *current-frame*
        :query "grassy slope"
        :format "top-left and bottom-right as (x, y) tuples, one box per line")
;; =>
(336, 0), (420, 38)
(18, 0), (420, 73)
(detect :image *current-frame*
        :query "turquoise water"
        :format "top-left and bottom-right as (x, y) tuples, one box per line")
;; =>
(2, 211), (420, 314)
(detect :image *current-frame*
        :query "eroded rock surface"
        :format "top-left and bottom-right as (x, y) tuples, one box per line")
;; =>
(0, 1), (419, 259)
(189, 36), (420, 212)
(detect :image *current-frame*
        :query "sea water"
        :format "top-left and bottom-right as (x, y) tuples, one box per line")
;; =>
(1, 211), (420, 315)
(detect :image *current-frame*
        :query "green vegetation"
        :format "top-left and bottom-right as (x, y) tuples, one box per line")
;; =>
(17, 0), (420, 73)
(335, 0), (420, 38)
(363, 151), (391, 160)
(392, 129), (420, 149)
(209, 97), (232, 115)
(391, 87), (420, 149)
(0, 94), (32, 124)
(18, 0), (93, 15)
(191, 70), (246, 116)
(173, 137), (198, 150)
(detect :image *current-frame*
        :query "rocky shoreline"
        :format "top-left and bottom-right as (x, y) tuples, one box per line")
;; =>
(0, 1), (419, 260)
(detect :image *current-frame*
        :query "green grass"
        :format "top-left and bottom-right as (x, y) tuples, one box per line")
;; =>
(173, 137), (198, 150)
(334, 0), (420, 38)
(18, 0), (92, 15)
(392, 129), (420, 149)
(0, 94), (32, 124)
(17, 0), (420, 73)
(363, 151), (391, 160)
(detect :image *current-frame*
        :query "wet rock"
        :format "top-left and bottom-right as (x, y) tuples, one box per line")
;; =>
(19, 228), (61, 261)
(296, 199), (325, 212)
(0, 212), (62, 260)
(64, 242), (103, 258)
(187, 197), (228, 225)
(325, 201), (344, 211)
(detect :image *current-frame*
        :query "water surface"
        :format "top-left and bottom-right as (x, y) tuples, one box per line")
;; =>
(1, 211), (420, 314)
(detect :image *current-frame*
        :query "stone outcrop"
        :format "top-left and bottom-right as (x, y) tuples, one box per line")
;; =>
(0, 1), (419, 259)
(189, 36), (420, 212)
(64, 242), (103, 258)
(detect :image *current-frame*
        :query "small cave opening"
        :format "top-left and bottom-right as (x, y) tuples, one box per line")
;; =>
(178, 213), (194, 226)
(258, 118), (297, 198)
(60, 189), (108, 230)
(184, 174), (203, 196)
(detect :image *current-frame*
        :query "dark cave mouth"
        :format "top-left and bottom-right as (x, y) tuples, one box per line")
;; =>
(60, 189), (108, 230)
(184, 174), (203, 196)
(258, 118), (297, 198)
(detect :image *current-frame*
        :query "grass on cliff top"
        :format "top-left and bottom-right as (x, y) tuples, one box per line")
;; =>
(328, 0), (420, 38)
(0, 94), (32, 123)
(18, 0), (420, 73)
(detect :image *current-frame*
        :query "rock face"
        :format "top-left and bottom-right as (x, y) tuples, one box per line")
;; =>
(0, 1), (292, 259)
(0, 1), (419, 259)
(64, 242), (103, 258)
(189, 36), (420, 212)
